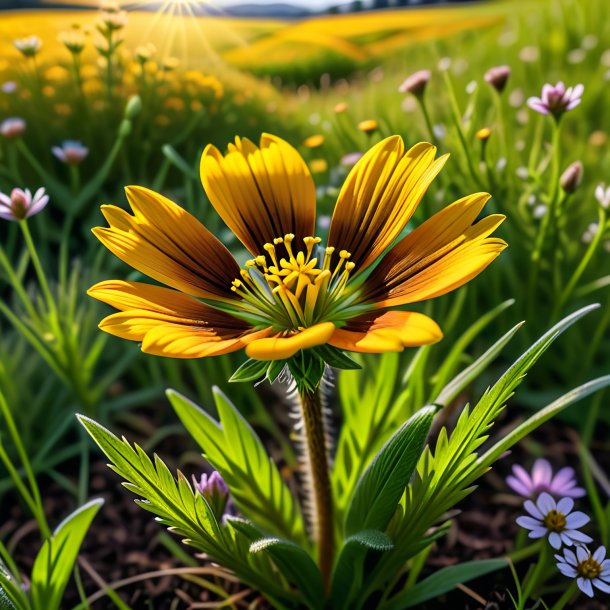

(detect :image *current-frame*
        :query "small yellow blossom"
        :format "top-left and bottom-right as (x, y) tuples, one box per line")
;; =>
(310, 159), (328, 173)
(304, 135), (325, 148)
(476, 127), (492, 141)
(358, 119), (378, 134)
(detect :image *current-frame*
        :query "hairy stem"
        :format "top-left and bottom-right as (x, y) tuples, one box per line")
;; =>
(298, 385), (334, 592)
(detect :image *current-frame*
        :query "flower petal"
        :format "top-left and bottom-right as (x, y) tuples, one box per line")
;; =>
(565, 511), (589, 529)
(328, 137), (447, 274)
(201, 134), (316, 256)
(328, 310), (442, 353)
(578, 577), (594, 598)
(363, 193), (506, 308)
(88, 279), (265, 359)
(557, 497), (574, 515)
(93, 186), (239, 301)
(246, 322), (336, 361)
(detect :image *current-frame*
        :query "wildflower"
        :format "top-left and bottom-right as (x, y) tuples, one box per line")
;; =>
(52, 141), (89, 165)
(516, 492), (592, 549)
(310, 159), (328, 173)
(484, 65), (511, 93)
(2, 81), (17, 94)
(14, 36), (42, 58)
(135, 43), (155, 63)
(595, 183), (610, 209)
(583, 222), (599, 244)
(358, 119), (378, 134)
(0, 187), (49, 222)
(437, 57), (451, 71)
(60, 30), (86, 54)
(527, 82), (584, 117)
(195, 471), (231, 520)
(303, 135), (324, 148)
(556, 546), (610, 597)
(334, 102), (348, 113)
(0, 117), (26, 139)
(97, 8), (128, 33)
(589, 130), (608, 147)
(398, 69), (431, 97)
(88, 134), (506, 365)
(475, 128), (492, 141)
(560, 161), (584, 194)
(507, 459), (586, 499)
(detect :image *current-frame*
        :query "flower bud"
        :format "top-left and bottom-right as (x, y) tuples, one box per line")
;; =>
(195, 471), (230, 520)
(124, 95), (142, 120)
(484, 65), (511, 93)
(595, 183), (610, 209)
(560, 161), (583, 194)
(357, 119), (378, 134)
(398, 69), (431, 97)
(0, 117), (26, 139)
(475, 127), (492, 141)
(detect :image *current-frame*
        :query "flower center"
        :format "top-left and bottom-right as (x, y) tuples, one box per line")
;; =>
(543, 509), (567, 532)
(231, 234), (356, 330)
(577, 557), (602, 580)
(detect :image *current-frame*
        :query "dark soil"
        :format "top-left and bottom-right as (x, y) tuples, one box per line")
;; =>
(2, 406), (609, 610)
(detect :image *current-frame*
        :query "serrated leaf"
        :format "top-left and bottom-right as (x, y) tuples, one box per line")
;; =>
(383, 559), (508, 609)
(30, 498), (104, 610)
(330, 530), (393, 610)
(345, 406), (435, 536)
(168, 389), (307, 546)
(229, 519), (323, 610)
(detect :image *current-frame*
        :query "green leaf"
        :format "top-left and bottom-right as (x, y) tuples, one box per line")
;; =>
(315, 345), (362, 370)
(229, 518), (324, 610)
(230, 358), (270, 383)
(0, 585), (18, 610)
(477, 375), (610, 470)
(30, 498), (104, 610)
(78, 415), (297, 606)
(168, 389), (307, 546)
(330, 530), (393, 610)
(433, 321), (524, 407)
(345, 406), (436, 536)
(428, 299), (515, 401)
(382, 559), (508, 609)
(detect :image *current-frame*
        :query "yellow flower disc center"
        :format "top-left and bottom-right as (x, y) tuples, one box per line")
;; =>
(577, 557), (602, 579)
(231, 234), (356, 331)
(543, 509), (567, 532)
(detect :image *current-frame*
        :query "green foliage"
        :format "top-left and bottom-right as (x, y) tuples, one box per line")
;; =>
(30, 499), (104, 610)
(78, 414), (301, 609)
(383, 559), (508, 609)
(168, 388), (308, 547)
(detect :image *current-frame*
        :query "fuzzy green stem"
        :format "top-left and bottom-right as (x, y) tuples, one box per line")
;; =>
(298, 385), (334, 592)
(416, 97), (435, 143)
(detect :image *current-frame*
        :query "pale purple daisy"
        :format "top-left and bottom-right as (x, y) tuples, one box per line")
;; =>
(516, 492), (592, 549)
(0, 187), (49, 222)
(556, 546), (610, 597)
(52, 141), (89, 165)
(507, 458), (585, 499)
(527, 81), (584, 117)
(0, 117), (26, 139)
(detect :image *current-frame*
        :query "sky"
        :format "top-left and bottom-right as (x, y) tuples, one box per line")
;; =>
(213, 0), (350, 6)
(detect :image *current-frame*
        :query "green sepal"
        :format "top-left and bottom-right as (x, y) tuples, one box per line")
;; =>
(266, 360), (287, 384)
(315, 344), (362, 370)
(229, 358), (270, 383)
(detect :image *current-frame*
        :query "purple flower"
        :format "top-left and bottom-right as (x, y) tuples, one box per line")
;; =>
(556, 546), (610, 597)
(52, 141), (89, 165)
(195, 471), (231, 521)
(0, 117), (26, 139)
(0, 187), (49, 222)
(484, 65), (511, 93)
(2, 81), (17, 94)
(516, 493), (592, 549)
(507, 458), (585, 499)
(340, 152), (363, 167)
(398, 70), (431, 97)
(527, 81), (583, 117)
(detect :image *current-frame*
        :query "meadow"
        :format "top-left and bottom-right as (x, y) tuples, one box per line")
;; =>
(0, 0), (609, 608)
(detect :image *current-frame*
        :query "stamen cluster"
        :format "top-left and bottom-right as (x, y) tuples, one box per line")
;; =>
(231, 234), (358, 331)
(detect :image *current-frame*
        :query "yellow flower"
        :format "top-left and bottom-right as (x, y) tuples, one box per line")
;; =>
(476, 127), (492, 141)
(310, 159), (328, 173)
(358, 119), (378, 134)
(89, 135), (506, 364)
(334, 102), (348, 114)
(304, 134), (325, 148)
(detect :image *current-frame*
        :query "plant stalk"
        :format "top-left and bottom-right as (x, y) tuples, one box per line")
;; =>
(298, 385), (334, 592)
